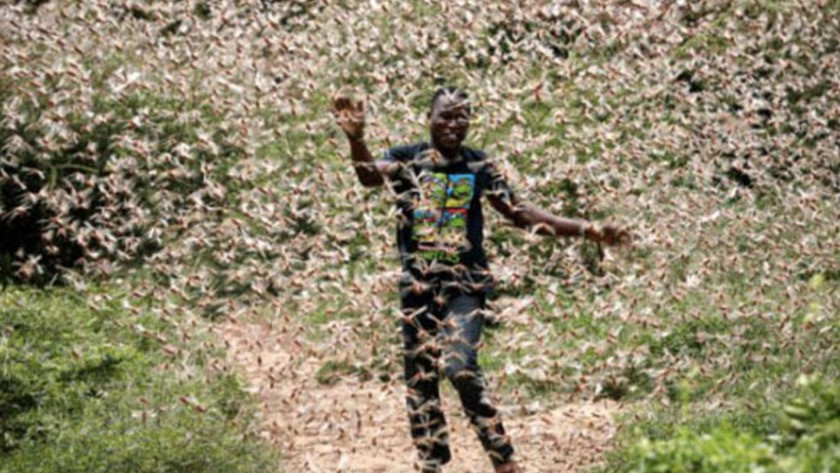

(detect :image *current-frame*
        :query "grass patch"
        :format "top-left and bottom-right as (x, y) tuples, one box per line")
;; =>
(601, 376), (840, 473)
(0, 285), (278, 473)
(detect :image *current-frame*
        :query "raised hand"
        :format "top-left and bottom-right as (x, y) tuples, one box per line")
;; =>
(331, 94), (365, 140)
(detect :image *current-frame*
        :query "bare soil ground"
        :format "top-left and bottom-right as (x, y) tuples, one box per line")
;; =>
(221, 319), (621, 473)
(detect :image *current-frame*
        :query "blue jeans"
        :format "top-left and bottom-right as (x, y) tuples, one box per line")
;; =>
(400, 284), (515, 471)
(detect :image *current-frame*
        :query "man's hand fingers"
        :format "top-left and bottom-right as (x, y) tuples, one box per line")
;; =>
(621, 229), (633, 246)
(337, 110), (358, 124)
(605, 226), (632, 247)
(593, 224), (622, 246)
(332, 96), (351, 111)
(330, 92), (366, 138)
(336, 110), (353, 127)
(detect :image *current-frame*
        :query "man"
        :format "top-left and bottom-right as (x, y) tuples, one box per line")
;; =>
(332, 87), (629, 473)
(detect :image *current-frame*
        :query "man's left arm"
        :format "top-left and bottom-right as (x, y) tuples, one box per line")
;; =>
(484, 166), (629, 246)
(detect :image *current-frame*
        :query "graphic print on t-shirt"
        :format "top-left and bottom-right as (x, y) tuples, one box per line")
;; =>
(412, 172), (475, 262)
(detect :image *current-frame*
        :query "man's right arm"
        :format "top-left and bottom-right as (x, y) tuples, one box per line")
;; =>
(332, 95), (396, 188)
(347, 136), (397, 187)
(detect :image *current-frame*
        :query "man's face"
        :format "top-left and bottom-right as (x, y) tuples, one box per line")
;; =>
(430, 95), (471, 151)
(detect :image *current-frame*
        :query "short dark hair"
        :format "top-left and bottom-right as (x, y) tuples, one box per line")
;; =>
(430, 87), (470, 112)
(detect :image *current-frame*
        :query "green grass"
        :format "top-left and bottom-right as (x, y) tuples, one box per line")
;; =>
(600, 376), (840, 473)
(0, 285), (278, 473)
(591, 271), (840, 471)
(6, 0), (838, 470)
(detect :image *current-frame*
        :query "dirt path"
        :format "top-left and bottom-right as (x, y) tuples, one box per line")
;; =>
(221, 319), (621, 473)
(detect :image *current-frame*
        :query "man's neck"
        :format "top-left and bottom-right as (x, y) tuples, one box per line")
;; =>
(431, 141), (462, 163)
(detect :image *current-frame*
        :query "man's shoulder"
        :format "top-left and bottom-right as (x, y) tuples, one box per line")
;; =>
(462, 146), (488, 161)
(462, 146), (494, 174)
(383, 142), (430, 161)
(461, 146), (488, 167)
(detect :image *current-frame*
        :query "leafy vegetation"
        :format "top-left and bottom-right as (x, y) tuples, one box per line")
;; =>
(0, 286), (276, 473)
(605, 377), (840, 473)
(0, 0), (838, 471)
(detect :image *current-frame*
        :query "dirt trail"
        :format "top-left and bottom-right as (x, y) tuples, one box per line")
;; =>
(221, 319), (621, 473)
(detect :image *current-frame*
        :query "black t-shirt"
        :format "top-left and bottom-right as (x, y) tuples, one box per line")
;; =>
(379, 142), (516, 297)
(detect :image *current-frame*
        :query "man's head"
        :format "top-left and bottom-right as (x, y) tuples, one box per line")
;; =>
(429, 87), (471, 154)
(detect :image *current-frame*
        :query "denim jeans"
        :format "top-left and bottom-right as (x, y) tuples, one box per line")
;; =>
(400, 283), (515, 471)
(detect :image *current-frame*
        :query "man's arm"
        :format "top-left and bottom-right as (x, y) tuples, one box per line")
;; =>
(487, 192), (630, 246)
(332, 95), (397, 187)
(346, 136), (398, 187)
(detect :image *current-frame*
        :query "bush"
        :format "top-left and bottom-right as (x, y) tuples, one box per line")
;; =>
(0, 286), (277, 473)
(610, 377), (840, 473)
(0, 51), (244, 285)
(624, 427), (776, 473)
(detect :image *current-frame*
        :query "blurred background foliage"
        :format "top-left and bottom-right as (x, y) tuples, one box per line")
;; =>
(1, 0), (838, 471)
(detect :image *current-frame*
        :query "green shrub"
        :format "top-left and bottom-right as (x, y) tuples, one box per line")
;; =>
(606, 377), (840, 473)
(0, 286), (277, 473)
(0, 52), (244, 285)
(623, 426), (776, 473)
